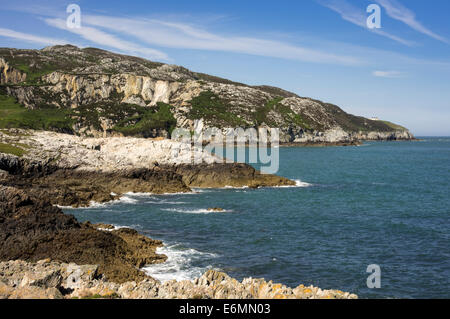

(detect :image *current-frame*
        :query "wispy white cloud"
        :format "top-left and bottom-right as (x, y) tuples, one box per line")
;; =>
(317, 0), (414, 46)
(374, 0), (448, 44)
(0, 27), (67, 46)
(43, 18), (170, 61)
(3, 4), (450, 72)
(372, 70), (405, 78)
(73, 14), (363, 66)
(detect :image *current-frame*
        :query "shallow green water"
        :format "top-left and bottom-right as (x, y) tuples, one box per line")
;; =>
(67, 138), (450, 298)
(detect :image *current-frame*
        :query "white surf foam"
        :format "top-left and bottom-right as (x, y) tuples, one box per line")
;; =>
(142, 244), (217, 282)
(223, 185), (249, 189)
(271, 179), (312, 188)
(57, 205), (76, 209)
(119, 195), (139, 204)
(123, 192), (153, 197)
(145, 200), (188, 205)
(295, 179), (312, 187)
(86, 194), (138, 208)
(97, 224), (129, 232)
(161, 208), (233, 214)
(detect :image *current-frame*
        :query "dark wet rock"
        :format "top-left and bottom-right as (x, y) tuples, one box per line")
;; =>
(0, 186), (166, 283)
(169, 163), (295, 189)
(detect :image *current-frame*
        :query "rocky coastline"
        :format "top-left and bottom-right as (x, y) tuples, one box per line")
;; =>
(0, 129), (294, 207)
(0, 260), (357, 299)
(0, 128), (359, 299)
(0, 180), (357, 299)
(0, 45), (415, 300)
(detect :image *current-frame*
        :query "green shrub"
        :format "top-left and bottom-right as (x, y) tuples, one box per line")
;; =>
(0, 92), (74, 132)
(187, 91), (246, 127)
(113, 102), (177, 136)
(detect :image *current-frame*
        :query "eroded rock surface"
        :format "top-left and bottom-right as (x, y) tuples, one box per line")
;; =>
(0, 260), (358, 299)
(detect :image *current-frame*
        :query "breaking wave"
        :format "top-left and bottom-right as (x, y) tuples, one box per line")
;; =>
(142, 243), (218, 282)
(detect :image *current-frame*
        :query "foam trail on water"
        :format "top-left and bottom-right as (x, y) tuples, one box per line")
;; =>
(161, 208), (233, 214)
(270, 179), (312, 188)
(295, 180), (312, 187)
(142, 244), (217, 282)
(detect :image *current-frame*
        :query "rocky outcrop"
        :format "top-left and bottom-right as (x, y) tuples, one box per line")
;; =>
(0, 185), (166, 283)
(171, 163), (294, 188)
(1, 168), (190, 208)
(280, 127), (414, 144)
(0, 129), (294, 207)
(0, 260), (358, 299)
(353, 130), (414, 141)
(0, 58), (26, 84)
(0, 45), (414, 142)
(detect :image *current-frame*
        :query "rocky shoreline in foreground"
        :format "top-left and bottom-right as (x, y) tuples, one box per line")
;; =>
(0, 183), (358, 299)
(0, 259), (357, 299)
(0, 129), (357, 299)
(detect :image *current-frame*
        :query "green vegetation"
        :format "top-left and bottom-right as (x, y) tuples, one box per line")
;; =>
(13, 63), (57, 84)
(381, 120), (407, 131)
(0, 142), (26, 157)
(0, 90), (74, 132)
(254, 97), (311, 129)
(0, 86), (177, 137)
(255, 97), (283, 125)
(113, 102), (177, 137)
(252, 85), (298, 98)
(194, 73), (248, 87)
(187, 91), (246, 127)
(186, 92), (311, 130)
(323, 102), (401, 133)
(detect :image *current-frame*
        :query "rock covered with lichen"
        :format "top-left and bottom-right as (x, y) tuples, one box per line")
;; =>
(0, 260), (357, 299)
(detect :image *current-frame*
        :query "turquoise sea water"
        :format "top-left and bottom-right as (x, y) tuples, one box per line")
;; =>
(66, 138), (450, 298)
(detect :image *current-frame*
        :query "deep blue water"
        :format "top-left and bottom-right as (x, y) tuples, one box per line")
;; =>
(66, 138), (450, 298)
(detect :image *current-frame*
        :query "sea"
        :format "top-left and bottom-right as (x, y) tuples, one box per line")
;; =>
(65, 137), (450, 298)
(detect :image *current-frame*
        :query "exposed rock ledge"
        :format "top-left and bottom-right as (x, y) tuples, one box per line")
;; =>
(0, 260), (357, 299)
(0, 129), (294, 207)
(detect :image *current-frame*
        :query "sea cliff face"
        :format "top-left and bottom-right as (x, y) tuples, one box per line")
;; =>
(0, 45), (413, 143)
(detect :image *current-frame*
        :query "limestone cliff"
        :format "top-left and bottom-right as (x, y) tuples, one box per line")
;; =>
(0, 45), (414, 143)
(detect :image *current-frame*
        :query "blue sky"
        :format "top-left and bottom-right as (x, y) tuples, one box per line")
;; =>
(1, 0), (449, 136)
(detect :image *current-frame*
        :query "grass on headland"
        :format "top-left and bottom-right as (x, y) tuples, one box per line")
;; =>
(0, 87), (179, 137)
(13, 63), (57, 85)
(0, 91), (74, 132)
(381, 120), (408, 131)
(0, 142), (27, 157)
